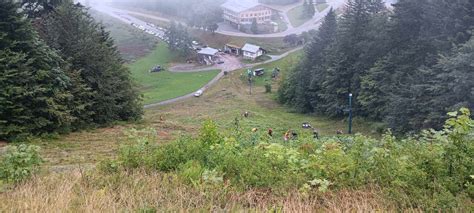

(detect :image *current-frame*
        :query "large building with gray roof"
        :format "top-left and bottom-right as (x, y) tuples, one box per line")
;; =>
(221, 0), (272, 30)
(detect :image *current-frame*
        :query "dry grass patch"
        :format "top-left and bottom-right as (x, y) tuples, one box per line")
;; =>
(0, 170), (395, 212)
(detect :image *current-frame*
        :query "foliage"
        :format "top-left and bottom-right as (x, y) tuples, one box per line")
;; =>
(114, 0), (224, 30)
(21, 0), (65, 18)
(250, 18), (259, 34)
(279, 0), (474, 133)
(265, 83), (272, 93)
(302, 0), (315, 19)
(0, 144), (43, 183)
(0, 0), (74, 140)
(109, 108), (473, 210)
(39, 2), (143, 126)
(1, 1), (144, 140)
(165, 21), (193, 57)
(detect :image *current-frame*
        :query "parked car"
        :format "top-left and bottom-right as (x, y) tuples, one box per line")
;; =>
(254, 68), (265, 76)
(194, 89), (203, 97)
(150, 65), (162, 73)
(217, 60), (224, 64)
(302, 122), (312, 129)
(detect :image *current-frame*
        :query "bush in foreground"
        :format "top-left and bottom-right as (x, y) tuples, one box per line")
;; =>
(0, 144), (43, 183)
(107, 108), (473, 210)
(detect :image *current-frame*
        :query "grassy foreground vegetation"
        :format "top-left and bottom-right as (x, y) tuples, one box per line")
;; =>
(1, 108), (472, 211)
(0, 49), (472, 211)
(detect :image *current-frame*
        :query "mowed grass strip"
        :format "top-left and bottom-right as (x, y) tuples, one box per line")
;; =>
(129, 42), (220, 104)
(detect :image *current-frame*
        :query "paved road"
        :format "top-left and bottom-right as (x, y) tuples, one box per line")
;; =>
(216, 0), (347, 38)
(91, 0), (347, 38)
(90, 2), (306, 108)
(92, 5), (167, 39)
(143, 47), (303, 109)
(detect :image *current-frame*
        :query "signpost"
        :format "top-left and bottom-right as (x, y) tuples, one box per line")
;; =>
(348, 93), (353, 134)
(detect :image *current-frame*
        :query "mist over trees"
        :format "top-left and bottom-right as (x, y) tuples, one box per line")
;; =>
(278, 0), (474, 133)
(165, 21), (193, 57)
(113, 0), (225, 31)
(0, 0), (142, 141)
(259, 0), (299, 5)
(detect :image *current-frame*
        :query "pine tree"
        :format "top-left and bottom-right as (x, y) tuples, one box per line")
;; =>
(39, 2), (142, 125)
(278, 9), (337, 112)
(0, 1), (73, 140)
(21, 0), (65, 18)
(318, 0), (386, 117)
(302, 0), (315, 18)
(421, 36), (474, 130)
(250, 18), (258, 34)
(309, 0), (316, 17)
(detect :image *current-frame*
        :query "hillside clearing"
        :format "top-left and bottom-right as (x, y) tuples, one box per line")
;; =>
(30, 50), (376, 168)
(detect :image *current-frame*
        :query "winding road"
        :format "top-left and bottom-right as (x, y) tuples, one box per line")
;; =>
(143, 46), (303, 109)
(88, 1), (342, 108)
(90, 0), (348, 38)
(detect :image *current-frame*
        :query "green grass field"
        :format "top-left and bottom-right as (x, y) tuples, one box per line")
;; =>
(316, 3), (329, 12)
(128, 42), (220, 104)
(28, 50), (377, 167)
(90, 10), (157, 62)
(244, 51), (302, 86)
(287, 5), (311, 27)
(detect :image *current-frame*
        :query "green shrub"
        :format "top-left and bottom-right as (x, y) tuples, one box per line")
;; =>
(0, 144), (43, 183)
(264, 83), (272, 93)
(178, 160), (204, 185)
(109, 108), (473, 210)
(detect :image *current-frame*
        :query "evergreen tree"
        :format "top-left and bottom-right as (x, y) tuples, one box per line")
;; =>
(427, 35), (474, 128)
(318, 0), (386, 117)
(165, 22), (193, 57)
(302, 0), (308, 17)
(309, 0), (316, 17)
(39, 2), (142, 125)
(302, 0), (315, 18)
(279, 0), (474, 133)
(250, 18), (258, 34)
(21, 0), (65, 18)
(278, 8), (337, 112)
(0, 1), (73, 140)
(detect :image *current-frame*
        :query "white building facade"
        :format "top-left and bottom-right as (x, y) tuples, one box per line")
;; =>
(221, 0), (272, 29)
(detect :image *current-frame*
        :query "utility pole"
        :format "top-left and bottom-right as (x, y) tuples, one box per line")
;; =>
(348, 93), (353, 134)
(247, 69), (253, 95)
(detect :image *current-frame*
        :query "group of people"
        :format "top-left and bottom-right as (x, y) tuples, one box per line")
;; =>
(243, 111), (348, 141)
(244, 111), (322, 141)
(252, 127), (319, 141)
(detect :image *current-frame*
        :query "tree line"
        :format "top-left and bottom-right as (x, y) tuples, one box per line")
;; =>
(0, 0), (142, 141)
(278, 0), (474, 133)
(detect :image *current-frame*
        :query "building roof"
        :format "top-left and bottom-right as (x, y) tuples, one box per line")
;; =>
(242, 43), (261, 53)
(198, 47), (219, 56)
(221, 0), (261, 13)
